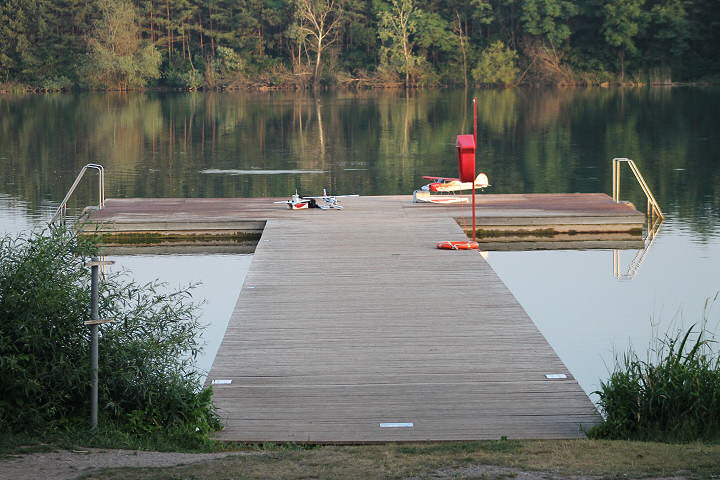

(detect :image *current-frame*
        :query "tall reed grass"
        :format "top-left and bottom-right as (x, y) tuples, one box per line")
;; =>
(590, 299), (720, 442)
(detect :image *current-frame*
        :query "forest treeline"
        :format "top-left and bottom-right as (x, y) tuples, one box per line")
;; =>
(1, 0), (718, 91)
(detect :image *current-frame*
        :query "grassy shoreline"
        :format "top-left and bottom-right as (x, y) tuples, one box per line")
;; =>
(4, 438), (720, 479)
(1, 80), (718, 94)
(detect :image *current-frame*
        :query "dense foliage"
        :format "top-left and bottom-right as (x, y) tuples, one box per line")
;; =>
(590, 315), (720, 442)
(0, 227), (220, 445)
(0, 0), (718, 90)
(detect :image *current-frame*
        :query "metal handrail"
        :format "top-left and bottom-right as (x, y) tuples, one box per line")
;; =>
(611, 157), (664, 279)
(613, 212), (663, 280)
(50, 164), (105, 225)
(612, 157), (664, 220)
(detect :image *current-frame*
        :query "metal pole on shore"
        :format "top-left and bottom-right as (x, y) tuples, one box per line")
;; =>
(85, 257), (114, 431)
(90, 260), (99, 430)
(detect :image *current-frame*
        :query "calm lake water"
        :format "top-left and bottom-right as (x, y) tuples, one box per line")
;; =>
(1, 88), (719, 399)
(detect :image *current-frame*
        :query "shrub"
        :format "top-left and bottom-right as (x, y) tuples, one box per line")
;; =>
(166, 68), (205, 90)
(472, 41), (519, 87)
(589, 309), (720, 442)
(216, 46), (246, 79)
(0, 227), (220, 445)
(42, 76), (74, 91)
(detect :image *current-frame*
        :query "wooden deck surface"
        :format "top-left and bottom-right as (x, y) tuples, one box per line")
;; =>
(205, 197), (602, 442)
(86, 193), (644, 234)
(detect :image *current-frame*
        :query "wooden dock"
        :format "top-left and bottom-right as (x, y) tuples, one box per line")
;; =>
(84, 194), (641, 442)
(87, 193), (644, 239)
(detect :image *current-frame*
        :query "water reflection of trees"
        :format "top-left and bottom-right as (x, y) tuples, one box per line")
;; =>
(0, 88), (718, 232)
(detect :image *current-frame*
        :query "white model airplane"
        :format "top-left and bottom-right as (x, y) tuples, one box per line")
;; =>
(274, 189), (359, 210)
(273, 191), (313, 210)
(421, 173), (490, 192)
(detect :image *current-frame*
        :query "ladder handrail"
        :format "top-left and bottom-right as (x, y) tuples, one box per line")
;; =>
(611, 157), (664, 279)
(613, 212), (663, 280)
(50, 164), (105, 225)
(612, 157), (664, 220)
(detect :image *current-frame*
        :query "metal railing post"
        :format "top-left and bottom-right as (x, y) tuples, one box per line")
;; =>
(90, 259), (99, 430)
(611, 157), (664, 279)
(50, 164), (105, 226)
(612, 158), (664, 220)
(84, 257), (115, 431)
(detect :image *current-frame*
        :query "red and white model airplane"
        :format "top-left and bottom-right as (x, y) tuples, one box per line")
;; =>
(413, 173), (490, 204)
(420, 173), (490, 192)
(274, 191), (313, 210)
(274, 189), (358, 210)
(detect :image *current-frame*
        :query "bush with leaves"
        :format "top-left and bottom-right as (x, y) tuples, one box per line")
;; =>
(472, 41), (519, 87)
(0, 227), (219, 445)
(589, 307), (720, 443)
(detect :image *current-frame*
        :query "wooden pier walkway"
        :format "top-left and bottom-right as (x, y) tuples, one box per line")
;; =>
(203, 196), (604, 442)
(83, 194), (641, 442)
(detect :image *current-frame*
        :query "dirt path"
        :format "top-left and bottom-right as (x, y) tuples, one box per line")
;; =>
(0, 448), (256, 480)
(0, 448), (692, 480)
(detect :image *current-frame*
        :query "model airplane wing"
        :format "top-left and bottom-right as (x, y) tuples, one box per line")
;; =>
(302, 194), (359, 199)
(273, 199), (310, 204)
(422, 174), (489, 186)
(422, 176), (459, 182)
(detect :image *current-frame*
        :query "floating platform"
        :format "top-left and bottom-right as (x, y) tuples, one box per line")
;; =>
(80, 194), (642, 442)
(84, 193), (644, 251)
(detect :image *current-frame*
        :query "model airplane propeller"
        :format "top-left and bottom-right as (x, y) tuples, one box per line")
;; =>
(274, 189), (359, 210)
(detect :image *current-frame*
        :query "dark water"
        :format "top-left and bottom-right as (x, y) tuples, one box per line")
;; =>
(1, 88), (719, 395)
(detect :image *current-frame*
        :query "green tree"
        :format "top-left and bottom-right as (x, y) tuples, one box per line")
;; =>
(339, 0), (377, 72)
(600, 0), (648, 80)
(0, 0), (52, 81)
(291, 0), (344, 86)
(644, 0), (691, 71)
(494, 0), (522, 49)
(84, 0), (162, 89)
(472, 39), (519, 86)
(1, 0), (719, 87)
(469, 0), (495, 40)
(376, 0), (420, 86)
(415, 10), (454, 69)
(521, 0), (579, 46)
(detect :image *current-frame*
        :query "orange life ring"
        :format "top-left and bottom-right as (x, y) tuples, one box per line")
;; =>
(436, 241), (480, 250)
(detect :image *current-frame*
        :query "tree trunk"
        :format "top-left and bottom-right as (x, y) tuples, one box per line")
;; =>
(209, 7), (214, 56)
(456, 12), (468, 88)
(403, 40), (410, 87)
(166, 0), (172, 59)
(314, 48), (321, 86)
(198, 11), (204, 55)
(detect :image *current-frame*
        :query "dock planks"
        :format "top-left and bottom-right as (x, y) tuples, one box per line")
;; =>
(204, 197), (602, 442)
(85, 193), (644, 236)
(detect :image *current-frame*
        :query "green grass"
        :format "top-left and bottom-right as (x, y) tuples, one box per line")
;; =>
(4, 438), (717, 480)
(0, 425), (228, 457)
(590, 308), (720, 442)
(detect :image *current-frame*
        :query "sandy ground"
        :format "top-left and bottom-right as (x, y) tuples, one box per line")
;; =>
(0, 449), (690, 480)
(0, 448), (256, 480)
